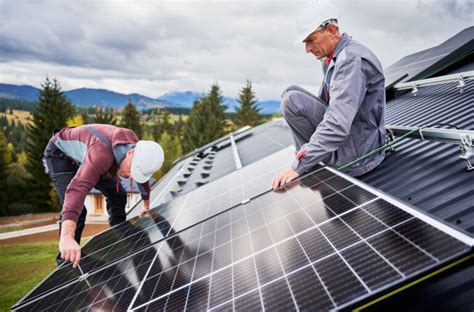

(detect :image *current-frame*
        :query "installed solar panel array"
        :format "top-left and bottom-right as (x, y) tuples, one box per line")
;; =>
(13, 154), (470, 311)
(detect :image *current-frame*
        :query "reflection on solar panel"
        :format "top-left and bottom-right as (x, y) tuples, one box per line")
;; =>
(13, 147), (295, 308)
(384, 26), (474, 87)
(13, 166), (470, 311)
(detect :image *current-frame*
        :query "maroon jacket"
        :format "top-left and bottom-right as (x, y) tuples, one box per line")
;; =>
(50, 124), (151, 223)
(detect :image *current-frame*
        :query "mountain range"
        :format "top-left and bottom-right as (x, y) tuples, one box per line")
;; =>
(0, 83), (280, 115)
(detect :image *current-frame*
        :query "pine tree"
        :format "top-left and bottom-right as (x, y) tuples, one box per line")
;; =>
(121, 100), (143, 138)
(205, 83), (227, 139)
(151, 110), (162, 142)
(94, 107), (117, 125)
(155, 131), (182, 179)
(173, 114), (185, 137)
(0, 129), (8, 215)
(234, 80), (262, 128)
(161, 109), (172, 134)
(25, 78), (75, 212)
(182, 99), (214, 153)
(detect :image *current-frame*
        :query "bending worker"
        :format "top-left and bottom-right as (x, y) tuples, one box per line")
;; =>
(272, 0), (386, 189)
(43, 124), (164, 267)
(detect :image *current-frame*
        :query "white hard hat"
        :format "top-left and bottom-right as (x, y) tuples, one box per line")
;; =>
(131, 140), (164, 183)
(294, 0), (340, 46)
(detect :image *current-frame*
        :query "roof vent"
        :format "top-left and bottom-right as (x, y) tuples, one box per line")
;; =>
(201, 170), (211, 178)
(205, 159), (213, 165)
(203, 164), (212, 170)
(183, 171), (191, 178)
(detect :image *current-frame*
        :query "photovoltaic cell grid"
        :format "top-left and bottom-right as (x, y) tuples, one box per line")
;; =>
(384, 27), (473, 87)
(13, 168), (470, 311)
(14, 147), (295, 307)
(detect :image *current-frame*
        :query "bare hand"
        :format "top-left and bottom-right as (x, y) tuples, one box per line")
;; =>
(59, 235), (81, 268)
(139, 199), (151, 217)
(272, 167), (299, 190)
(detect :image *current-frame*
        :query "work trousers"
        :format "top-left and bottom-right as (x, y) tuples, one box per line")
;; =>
(280, 85), (333, 164)
(42, 141), (127, 264)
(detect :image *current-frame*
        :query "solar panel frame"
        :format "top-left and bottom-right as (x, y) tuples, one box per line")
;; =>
(13, 167), (471, 311)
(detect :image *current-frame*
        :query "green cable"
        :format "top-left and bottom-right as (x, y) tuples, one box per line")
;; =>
(337, 127), (423, 171)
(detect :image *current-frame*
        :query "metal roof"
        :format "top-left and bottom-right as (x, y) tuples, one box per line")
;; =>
(361, 62), (474, 236)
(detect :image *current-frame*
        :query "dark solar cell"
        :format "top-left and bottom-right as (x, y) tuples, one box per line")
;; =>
(14, 168), (470, 311)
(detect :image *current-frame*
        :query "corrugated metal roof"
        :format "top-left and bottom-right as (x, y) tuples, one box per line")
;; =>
(361, 62), (474, 236)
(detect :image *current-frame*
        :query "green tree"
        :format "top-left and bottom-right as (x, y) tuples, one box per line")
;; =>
(234, 80), (262, 128)
(25, 78), (75, 213)
(0, 129), (8, 215)
(205, 83), (227, 139)
(182, 99), (214, 153)
(94, 107), (117, 125)
(155, 131), (182, 179)
(173, 114), (185, 137)
(121, 100), (143, 138)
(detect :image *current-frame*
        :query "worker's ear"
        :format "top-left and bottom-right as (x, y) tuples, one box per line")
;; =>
(327, 23), (339, 35)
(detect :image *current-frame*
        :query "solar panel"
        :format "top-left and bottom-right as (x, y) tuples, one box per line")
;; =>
(13, 147), (295, 307)
(13, 167), (471, 311)
(384, 26), (474, 88)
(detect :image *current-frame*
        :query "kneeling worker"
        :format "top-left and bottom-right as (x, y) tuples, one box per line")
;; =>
(43, 124), (164, 267)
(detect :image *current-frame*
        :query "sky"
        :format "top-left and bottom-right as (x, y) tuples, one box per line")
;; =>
(0, 0), (472, 100)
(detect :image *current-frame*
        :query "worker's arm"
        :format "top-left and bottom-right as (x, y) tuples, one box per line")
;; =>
(137, 181), (151, 216)
(59, 143), (112, 266)
(292, 56), (367, 175)
(59, 220), (81, 268)
(139, 199), (150, 216)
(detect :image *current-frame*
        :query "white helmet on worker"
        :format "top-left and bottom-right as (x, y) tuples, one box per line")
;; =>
(295, 0), (340, 46)
(131, 140), (164, 183)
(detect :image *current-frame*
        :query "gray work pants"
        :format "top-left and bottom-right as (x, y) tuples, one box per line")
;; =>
(280, 85), (333, 164)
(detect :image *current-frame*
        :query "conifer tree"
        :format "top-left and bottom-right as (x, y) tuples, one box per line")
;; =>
(234, 80), (262, 128)
(155, 131), (182, 179)
(205, 83), (227, 139)
(121, 100), (143, 138)
(25, 78), (75, 212)
(182, 99), (214, 153)
(94, 107), (117, 125)
(0, 129), (8, 215)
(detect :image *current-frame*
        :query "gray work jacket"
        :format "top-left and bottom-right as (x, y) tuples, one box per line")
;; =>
(293, 34), (386, 177)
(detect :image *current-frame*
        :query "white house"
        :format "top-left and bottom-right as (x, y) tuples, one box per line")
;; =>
(84, 178), (142, 221)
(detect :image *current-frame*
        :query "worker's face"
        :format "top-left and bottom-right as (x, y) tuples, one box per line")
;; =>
(118, 149), (134, 178)
(304, 25), (337, 60)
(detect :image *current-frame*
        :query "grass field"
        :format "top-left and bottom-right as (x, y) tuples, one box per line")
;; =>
(0, 109), (32, 125)
(0, 242), (57, 311)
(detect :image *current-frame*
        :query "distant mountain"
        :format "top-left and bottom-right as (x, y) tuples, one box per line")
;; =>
(0, 84), (40, 102)
(159, 92), (280, 115)
(158, 91), (204, 107)
(0, 83), (281, 114)
(65, 88), (171, 110)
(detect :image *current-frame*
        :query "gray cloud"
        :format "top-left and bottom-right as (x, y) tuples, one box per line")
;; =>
(0, 0), (472, 99)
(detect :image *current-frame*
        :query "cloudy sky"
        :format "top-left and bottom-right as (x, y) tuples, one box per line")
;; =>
(0, 0), (472, 100)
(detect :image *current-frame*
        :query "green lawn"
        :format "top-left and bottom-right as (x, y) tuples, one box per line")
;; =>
(0, 242), (57, 311)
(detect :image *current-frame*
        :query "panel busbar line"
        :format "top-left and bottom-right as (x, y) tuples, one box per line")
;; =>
(14, 147), (295, 307)
(13, 168), (470, 311)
